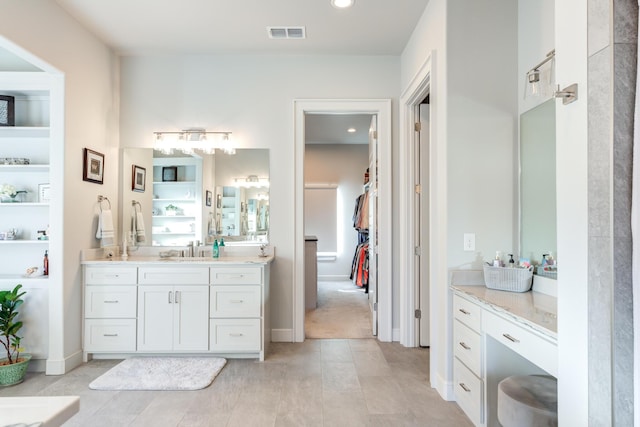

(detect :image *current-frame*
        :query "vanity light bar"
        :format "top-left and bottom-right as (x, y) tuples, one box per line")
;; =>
(153, 130), (235, 155)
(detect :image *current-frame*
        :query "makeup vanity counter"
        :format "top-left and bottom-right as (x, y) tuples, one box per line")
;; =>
(450, 284), (557, 426)
(81, 254), (273, 362)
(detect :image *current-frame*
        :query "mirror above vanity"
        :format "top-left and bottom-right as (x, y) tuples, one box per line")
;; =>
(121, 147), (269, 247)
(520, 99), (556, 279)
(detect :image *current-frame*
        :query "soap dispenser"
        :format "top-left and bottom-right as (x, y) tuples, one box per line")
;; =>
(493, 251), (502, 267)
(212, 239), (219, 258)
(507, 254), (515, 268)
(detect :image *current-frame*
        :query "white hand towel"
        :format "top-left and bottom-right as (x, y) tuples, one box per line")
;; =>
(135, 211), (146, 243)
(96, 209), (115, 247)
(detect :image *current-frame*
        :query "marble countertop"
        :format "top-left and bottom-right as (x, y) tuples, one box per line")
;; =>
(1, 395), (80, 426)
(81, 255), (274, 265)
(451, 285), (557, 340)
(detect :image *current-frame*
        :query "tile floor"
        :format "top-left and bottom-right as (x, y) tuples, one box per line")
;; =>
(2, 339), (472, 426)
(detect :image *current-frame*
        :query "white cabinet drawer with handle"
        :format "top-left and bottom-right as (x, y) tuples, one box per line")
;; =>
(84, 286), (137, 318)
(210, 318), (261, 352)
(453, 319), (482, 377)
(453, 357), (483, 427)
(210, 267), (262, 285)
(84, 319), (136, 352)
(138, 267), (209, 285)
(210, 285), (261, 318)
(453, 294), (482, 332)
(84, 267), (137, 285)
(483, 310), (558, 377)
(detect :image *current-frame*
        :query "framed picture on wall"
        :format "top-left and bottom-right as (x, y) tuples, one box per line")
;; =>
(162, 166), (177, 182)
(206, 190), (212, 207)
(132, 165), (146, 192)
(83, 148), (104, 184)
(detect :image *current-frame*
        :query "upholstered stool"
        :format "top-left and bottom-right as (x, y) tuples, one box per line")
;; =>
(497, 375), (557, 427)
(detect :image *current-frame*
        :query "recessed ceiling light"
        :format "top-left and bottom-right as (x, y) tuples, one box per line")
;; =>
(347, 128), (356, 133)
(331, 0), (355, 9)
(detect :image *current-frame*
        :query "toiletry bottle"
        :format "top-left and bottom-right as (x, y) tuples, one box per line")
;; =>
(219, 238), (225, 257)
(493, 251), (502, 267)
(43, 250), (49, 276)
(507, 254), (515, 268)
(212, 239), (219, 258)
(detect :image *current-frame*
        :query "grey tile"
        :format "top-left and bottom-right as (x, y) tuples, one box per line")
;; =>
(360, 375), (409, 414)
(589, 0), (611, 55)
(353, 349), (393, 377)
(320, 340), (354, 362)
(322, 361), (361, 392)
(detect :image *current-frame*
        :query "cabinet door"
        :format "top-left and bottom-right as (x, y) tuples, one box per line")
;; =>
(137, 286), (174, 351)
(173, 285), (209, 351)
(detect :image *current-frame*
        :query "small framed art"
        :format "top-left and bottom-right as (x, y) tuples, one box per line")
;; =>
(206, 190), (212, 207)
(38, 183), (51, 203)
(162, 166), (177, 182)
(83, 148), (104, 184)
(132, 165), (146, 192)
(0, 95), (15, 127)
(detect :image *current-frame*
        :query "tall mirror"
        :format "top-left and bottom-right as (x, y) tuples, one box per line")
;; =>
(121, 148), (269, 246)
(520, 99), (556, 278)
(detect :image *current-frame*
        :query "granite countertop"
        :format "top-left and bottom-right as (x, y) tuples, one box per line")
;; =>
(451, 285), (557, 340)
(81, 255), (274, 265)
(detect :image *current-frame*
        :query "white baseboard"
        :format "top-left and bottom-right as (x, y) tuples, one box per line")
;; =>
(434, 372), (455, 401)
(271, 329), (294, 342)
(392, 328), (401, 342)
(45, 350), (84, 375)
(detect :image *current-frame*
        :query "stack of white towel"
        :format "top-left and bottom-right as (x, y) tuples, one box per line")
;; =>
(133, 211), (146, 243)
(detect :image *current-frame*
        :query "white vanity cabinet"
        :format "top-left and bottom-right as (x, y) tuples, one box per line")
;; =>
(137, 266), (209, 352)
(83, 266), (138, 356)
(451, 286), (558, 427)
(82, 258), (272, 360)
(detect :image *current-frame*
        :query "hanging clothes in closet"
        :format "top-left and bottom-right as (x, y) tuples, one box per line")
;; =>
(350, 190), (370, 292)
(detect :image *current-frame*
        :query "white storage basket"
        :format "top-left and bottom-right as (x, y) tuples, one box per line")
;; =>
(483, 265), (534, 293)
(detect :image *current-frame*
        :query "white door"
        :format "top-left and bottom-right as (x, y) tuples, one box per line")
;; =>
(368, 115), (378, 336)
(137, 286), (174, 351)
(173, 285), (210, 351)
(418, 103), (430, 346)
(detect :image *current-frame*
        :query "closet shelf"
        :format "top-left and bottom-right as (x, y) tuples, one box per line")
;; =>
(152, 232), (196, 235)
(152, 181), (195, 185)
(0, 164), (50, 172)
(0, 202), (49, 207)
(0, 126), (50, 138)
(152, 215), (196, 219)
(0, 240), (49, 245)
(0, 274), (49, 283)
(153, 198), (195, 203)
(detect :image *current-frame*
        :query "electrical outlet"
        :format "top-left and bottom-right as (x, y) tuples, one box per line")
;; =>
(463, 233), (475, 251)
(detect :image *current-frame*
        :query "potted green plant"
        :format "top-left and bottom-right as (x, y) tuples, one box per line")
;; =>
(0, 284), (31, 386)
(165, 204), (180, 216)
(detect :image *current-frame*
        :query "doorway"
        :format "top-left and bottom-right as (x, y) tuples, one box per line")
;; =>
(293, 99), (392, 343)
(303, 114), (373, 339)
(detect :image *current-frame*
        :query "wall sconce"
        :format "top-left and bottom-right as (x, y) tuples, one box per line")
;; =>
(154, 128), (235, 155)
(525, 49), (555, 100)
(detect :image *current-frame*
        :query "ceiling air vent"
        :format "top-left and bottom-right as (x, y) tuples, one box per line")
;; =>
(267, 26), (306, 40)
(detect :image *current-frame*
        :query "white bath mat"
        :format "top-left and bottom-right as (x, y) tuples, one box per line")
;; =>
(89, 357), (227, 391)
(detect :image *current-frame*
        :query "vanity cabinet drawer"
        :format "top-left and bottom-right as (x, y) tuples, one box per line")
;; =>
(453, 294), (482, 332)
(210, 318), (261, 352)
(454, 319), (482, 377)
(210, 267), (262, 285)
(85, 286), (137, 318)
(84, 319), (136, 352)
(454, 358), (483, 427)
(210, 285), (261, 318)
(483, 310), (558, 377)
(138, 266), (209, 285)
(84, 267), (137, 285)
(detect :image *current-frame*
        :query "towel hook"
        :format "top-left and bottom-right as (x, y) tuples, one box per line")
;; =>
(97, 195), (111, 211)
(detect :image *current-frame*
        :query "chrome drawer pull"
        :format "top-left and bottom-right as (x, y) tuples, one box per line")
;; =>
(229, 333), (244, 337)
(458, 308), (470, 315)
(459, 382), (471, 392)
(502, 333), (520, 343)
(230, 299), (244, 303)
(103, 333), (118, 337)
(459, 342), (471, 350)
(168, 291), (173, 304)
(103, 300), (119, 304)
(175, 291), (180, 304)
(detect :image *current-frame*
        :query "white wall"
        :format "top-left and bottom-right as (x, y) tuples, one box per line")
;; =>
(119, 54), (400, 331)
(400, 0), (518, 399)
(1, 0), (119, 372)
(304, 144), (369, 279)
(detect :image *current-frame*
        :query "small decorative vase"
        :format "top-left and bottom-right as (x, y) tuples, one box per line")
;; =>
(0, 354), (31, 386)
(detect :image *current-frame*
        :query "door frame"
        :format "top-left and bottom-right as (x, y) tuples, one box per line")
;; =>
(293, 99), (393, 342)
(399, 53), (445, 392)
